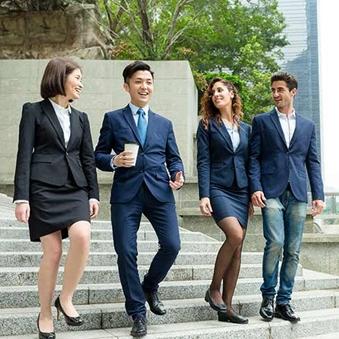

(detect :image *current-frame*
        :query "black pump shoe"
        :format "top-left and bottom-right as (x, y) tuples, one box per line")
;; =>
(218, 309), (249, 324)
(54, 296), (84, 326)
(204, 289), (226, 312)
(37, 314), (55, 339)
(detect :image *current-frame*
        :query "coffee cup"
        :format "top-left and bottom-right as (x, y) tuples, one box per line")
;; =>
(124, 142), (139, 166)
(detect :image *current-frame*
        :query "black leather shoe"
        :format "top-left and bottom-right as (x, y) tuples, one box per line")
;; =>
(131, 316), (147, 337)
(259, 297), (274, 321)
(143, 290), (166, 315)
(204, 289), (226, 312)
(274, 303), (300, 323)
(218, 309), (249, 324)
(54, 296), (83, 326)
(37, 314), (56, 339)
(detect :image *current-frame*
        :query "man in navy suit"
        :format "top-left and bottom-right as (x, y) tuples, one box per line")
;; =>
(249, 72), (324, 323)
(95, 61), (184, 337)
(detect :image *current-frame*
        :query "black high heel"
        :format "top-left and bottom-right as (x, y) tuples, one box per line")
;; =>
(37, 314), (55, 339)
(54, 296), (84, 326)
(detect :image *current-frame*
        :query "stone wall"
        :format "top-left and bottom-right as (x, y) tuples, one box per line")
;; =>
(0, 4), (106, 59)
(0, 60), (198, 194)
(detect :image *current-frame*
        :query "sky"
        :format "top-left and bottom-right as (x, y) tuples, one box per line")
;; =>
(318, 0), (339, 192)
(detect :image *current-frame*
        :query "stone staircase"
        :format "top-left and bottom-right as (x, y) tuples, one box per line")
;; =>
(1, 194), (339, 338)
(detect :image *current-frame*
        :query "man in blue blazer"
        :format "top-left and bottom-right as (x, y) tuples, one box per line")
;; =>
(249, 72), (324, 323)
(95, 61), (184, 337)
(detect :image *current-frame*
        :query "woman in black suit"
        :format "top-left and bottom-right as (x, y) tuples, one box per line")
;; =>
(14, 57), (99, 338)
(197, 78), (251, 324)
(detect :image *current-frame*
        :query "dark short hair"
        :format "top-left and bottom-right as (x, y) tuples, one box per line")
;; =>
(40, 57), (81, 99)
(271, 72), (298, 91)
(122, 61), (154, 83)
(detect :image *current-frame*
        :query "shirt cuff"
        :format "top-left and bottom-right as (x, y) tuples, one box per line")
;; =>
(89, 198), (99, 204)
(14, 200), (29, 204)
(110, 155), (118, 170)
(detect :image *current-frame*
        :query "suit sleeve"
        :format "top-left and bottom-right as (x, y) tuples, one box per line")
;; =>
(13, 103), (35, 201)
(248, 117), (263, 194)
(196, 120), (210, 199)
(80, 112), (100, 200)
(165, 121), (184, 180)
(94, 113), (116, 172)
(306, 123), (324, 201)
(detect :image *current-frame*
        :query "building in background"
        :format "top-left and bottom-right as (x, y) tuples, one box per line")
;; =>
(278, 0), (321, 156)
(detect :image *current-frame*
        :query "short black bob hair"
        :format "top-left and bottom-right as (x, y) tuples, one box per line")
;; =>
(40, 57), (81, 99)
(122, 60), (154, 83)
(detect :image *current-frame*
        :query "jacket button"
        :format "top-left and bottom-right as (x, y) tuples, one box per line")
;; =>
(66, 152), (69, 156)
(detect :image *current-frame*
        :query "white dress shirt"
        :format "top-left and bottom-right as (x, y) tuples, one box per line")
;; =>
(49, 98), (71, 147)
(275, 107), (296, 148)
(222, 119), (240, 151)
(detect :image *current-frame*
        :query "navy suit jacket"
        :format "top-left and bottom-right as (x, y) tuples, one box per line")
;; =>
(95, 105), (184, 203)
(196, 118), (251, 199)
(248, 109), (324, 202)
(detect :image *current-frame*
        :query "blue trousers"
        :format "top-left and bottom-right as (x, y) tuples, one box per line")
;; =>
(261, 189), (307, 305)
(111, 184), (180, 318)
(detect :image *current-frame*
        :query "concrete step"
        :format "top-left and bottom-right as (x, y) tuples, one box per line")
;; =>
(0, 270), (337, 309)
(4, 310), (339, 339)
(0, 290), (338, 337)
(0, 263), (292, 286)
(0, 226), (213, 242)
(0, 251), (264, 267)
(0, 239), (220, 252)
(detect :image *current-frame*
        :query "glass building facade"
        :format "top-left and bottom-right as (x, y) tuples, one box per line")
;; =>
(278, 0), (321, 154)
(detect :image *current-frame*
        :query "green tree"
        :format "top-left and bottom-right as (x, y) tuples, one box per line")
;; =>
(96, 0), (287, 119)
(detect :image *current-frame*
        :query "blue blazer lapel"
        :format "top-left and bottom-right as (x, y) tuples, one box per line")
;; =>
(143, 110), (154, 149)
(236, 122), (247, 152)
(41, 99), (66, 149)
(269, 109), (288, 149)
(122, 105), (143, 147)
(289, 114), (300, 149)
(212, 119), (234, 152)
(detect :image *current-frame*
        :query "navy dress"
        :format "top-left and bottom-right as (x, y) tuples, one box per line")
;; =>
(197, 118), (251, 228)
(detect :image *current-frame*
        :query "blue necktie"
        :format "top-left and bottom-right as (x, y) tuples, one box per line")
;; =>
(137, 108), (147, 146)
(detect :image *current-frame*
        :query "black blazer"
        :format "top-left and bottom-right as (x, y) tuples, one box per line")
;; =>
(197, 118), (251, 199)
(14, 99), (99, 201)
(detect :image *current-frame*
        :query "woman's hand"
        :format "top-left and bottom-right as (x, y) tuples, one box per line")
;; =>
(89, 200), (100, 219)
(199, 197), (213, 216)
(15, 202), (30, 223)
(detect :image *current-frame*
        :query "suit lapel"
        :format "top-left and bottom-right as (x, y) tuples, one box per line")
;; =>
(269, 109), (288, 149)
(143, 110), (154, 149)
(289, 114), (300, 149)
(213, 119), (234, 152)
(66, 107), (79, 150)
(41, 99), (66, 149)
(236, 122), (247, 152)
(122, 105), (143, 147)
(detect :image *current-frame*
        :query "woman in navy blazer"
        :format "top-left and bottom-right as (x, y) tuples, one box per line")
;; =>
(197, 78), (251, 324)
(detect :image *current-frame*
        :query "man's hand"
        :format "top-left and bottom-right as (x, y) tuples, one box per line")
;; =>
(311, 199), (325, 217)
(251, 191), (266, 208)
(169, 171), (184, 190)
(199, 197), (213, 216)
(113, 151), (135, 167)
(89, 200), (100, 219)
(15, 202), (30, 223)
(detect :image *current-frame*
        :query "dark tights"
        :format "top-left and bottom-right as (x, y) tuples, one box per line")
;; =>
(209, 217), (246, 310)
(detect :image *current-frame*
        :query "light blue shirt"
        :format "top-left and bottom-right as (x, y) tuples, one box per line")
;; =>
(129, 103), (149, 125)
(222, 119), (240, 151)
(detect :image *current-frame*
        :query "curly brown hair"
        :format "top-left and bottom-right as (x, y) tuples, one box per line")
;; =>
(200, 77), (243, 129)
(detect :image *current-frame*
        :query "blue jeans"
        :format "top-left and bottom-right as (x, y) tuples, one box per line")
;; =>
(261, 189), (307, 305)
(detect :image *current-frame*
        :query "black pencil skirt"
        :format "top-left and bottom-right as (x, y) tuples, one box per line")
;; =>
(28, 180), (90, 242)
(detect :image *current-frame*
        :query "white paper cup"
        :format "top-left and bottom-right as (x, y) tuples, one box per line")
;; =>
(124, 143), (139, 166)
